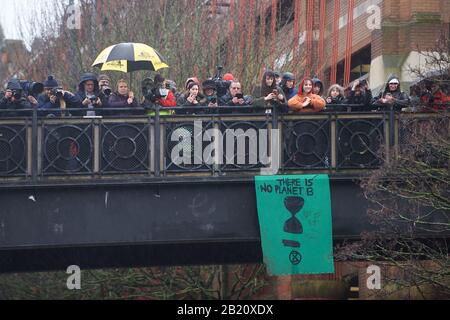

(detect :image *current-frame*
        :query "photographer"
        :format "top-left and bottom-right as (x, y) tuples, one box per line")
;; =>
(98, 74), (112, 102)
(346, 79), (373, 111)
(200, 80), (219, 111)
(176, 82), (204, 115)
(325, 84), (346, 111)
(75, 73), (107, 116)
(38, 76), (80, 117)
(0, 80), (37, 117)
(253, 70), (287, 114)
(218, 80), (253, 114)
(107, 79), (139, 116)
(142, 75), (176, 116)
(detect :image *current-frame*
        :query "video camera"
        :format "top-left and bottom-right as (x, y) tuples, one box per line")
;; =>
(212, 66), (231, 97)
(142, 78), (169, 102)
(19, 81), (44, 98)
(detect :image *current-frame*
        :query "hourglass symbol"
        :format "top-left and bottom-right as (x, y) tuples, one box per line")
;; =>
(284, 196), (304, 235)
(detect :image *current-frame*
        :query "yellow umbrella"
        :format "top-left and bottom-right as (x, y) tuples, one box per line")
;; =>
(92, 43), (169, 72)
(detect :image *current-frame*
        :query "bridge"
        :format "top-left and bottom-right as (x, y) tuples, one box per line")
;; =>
(0, 106), (433, 273)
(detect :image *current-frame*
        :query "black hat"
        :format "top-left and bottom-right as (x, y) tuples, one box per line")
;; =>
(6, 80), (22, 91)
(44, 75), (59, 88)
(202, 80), (216, 91)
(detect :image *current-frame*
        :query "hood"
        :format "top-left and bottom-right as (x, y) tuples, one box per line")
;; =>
(297, 78), (313, 96)
(312, 78), (324, 95)
(384, 74), (401, 93)
(184, 77), (200, 90)
(78, 73), (99, 92)
(6, 80), (22, 91)
(280, 72), (296, 89)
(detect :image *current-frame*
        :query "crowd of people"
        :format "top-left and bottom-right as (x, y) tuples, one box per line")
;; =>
(1, 70), (449, 117)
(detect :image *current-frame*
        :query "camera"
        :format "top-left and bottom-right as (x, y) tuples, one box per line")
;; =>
(19, 81), (44, 98)
(101, 86), (112, 97)
(142, 78), (168, 102)
(235, 93), (244, 100)
(89, 95), (98, 103)
(360, 79), (367, 87)
(12, 90), (22, 100)
(212, 66), (231, 97)
(50, 87), (64, 99)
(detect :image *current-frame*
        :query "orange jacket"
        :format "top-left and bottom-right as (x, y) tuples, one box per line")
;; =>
(288, 78), (326, 112)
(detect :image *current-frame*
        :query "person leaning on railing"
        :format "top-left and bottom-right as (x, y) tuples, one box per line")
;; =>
(288, 78), (326, 113)
(74, 73), (107, 117)
(218, 80), (253, 114)
(176, 82), (204, 115)
(373, 76), (410, 111)
(199, 79), (219, 114)
(0, 80), (37, 117)
(141, 74), (177, 116)
(325, 84), (346, 111)
(37, 76), (80, 117)
(106, 79), (139, 116)
(345, 79), (373, 111)
(252, 70), (287, 114)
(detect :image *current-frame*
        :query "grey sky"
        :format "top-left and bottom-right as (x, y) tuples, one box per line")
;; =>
(0, 0), (57, 42)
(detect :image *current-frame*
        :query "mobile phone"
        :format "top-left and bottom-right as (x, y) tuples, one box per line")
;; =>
(235, 93), (244, 99)
(211, 98), (217, 104)
(272, 89), (278, 95)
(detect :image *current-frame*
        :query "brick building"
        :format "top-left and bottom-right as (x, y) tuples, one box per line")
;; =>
(267, 0), (449, 93)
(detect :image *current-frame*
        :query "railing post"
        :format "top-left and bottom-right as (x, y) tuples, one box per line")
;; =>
(154, 104), (161, 177)
(389, 107), (395, 148)
(31, 107), (38, 182)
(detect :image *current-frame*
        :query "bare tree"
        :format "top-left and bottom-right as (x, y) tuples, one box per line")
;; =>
(337, 34), (450, 299)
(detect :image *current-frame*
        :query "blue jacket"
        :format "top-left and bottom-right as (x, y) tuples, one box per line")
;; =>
(38, 93), (81, 116)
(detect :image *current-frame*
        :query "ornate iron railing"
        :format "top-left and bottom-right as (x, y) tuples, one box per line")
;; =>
(0, 106), (445, 183)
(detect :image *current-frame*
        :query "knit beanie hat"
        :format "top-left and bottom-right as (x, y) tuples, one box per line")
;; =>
(44, 76), (59, 88)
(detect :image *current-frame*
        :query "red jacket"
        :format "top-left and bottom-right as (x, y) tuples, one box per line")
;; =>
(156, 91), (177, 107)
(421, 90), (449, 111)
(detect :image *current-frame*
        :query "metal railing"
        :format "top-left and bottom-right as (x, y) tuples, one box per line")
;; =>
(0, 105), (445, 183)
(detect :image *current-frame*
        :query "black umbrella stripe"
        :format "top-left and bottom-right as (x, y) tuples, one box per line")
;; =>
(107, 43), (136, 61)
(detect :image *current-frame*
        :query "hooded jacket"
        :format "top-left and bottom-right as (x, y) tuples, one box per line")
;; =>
(288, 79), (326, 113)
(373, 75), (410, 111)
(312, 78), (324, 97)
(74, 73), (107, 115)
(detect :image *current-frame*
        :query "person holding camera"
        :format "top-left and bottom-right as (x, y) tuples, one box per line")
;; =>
(373, 76), (409, 111)
(176, 82), (205, 115)
(325, 84), (346, 111)
(0, 80), (37, 117)
(253, 70), (287, 114)
(346, 79), (373, 111)
(107, 79), (139, 116)
(218, 81), (253, 114)
(98, 74), (113, 100)
(74, 73), (107, 116)
(200, 80), (219, 112)
(142, 75), (177, 116)
(37, 76), (80, 117)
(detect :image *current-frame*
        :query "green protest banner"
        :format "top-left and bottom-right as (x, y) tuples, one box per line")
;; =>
(255, 175), (334, 276)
